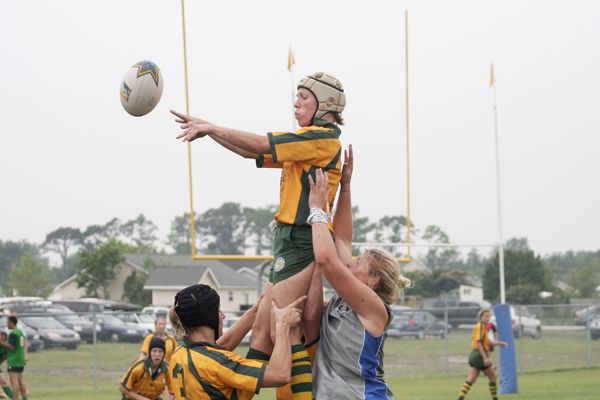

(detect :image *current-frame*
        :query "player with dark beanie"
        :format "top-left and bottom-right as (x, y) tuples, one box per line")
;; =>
(168, 284), (305, 400)
(119, 337), (172, 400)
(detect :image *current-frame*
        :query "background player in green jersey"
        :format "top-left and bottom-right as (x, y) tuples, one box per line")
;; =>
(0, 316), (28, 400)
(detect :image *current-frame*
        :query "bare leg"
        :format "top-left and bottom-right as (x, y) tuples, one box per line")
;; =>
(483, 366), (497, 382)
(248, 283), (274, 355)
(8, 373), (20, 400)
(272, 264), (315, 400)
(483, 367), (498, 399)
(270, 262), (315, 345)
(467, 367), (480, 384)
(17, 374), (27, 398)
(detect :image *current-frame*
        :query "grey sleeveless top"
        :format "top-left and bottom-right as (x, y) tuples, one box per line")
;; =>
(313, 294), (394, 399)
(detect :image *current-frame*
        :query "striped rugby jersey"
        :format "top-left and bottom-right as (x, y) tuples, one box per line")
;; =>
(256, 118), (342, 227)
(120, 357), (171, 400)
(169, 340), (266, 400)
(471, 321), (492, 352)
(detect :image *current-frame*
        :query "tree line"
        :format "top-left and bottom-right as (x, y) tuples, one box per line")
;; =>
(1, 203), (599, 306)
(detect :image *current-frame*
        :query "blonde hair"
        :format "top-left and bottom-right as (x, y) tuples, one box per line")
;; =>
(478, 308), (491, 321)
(333, 112), (345, 125)
(363, 249), (411, 305)
(168, 306), (196, 340)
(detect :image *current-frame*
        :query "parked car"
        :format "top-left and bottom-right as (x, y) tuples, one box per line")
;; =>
(0, 315), (44, 352)
(0, 297), (45, 308)
(426, 299), (491, 328)
(388, 309), (450, 339)
(20, 316), (80, 350)
(83, 314), (147, 343)
(574, 305), (600, 326)
(141, 306), (170, 318)
(52, 312), (98, 344)
(223, 317), (251, 345)
(590, 318), (600, 340)
(491, 305), (542, 339)
(11, 304), (98, 344)
(112, 312), (154, 334)
(54, 298), (141, 314)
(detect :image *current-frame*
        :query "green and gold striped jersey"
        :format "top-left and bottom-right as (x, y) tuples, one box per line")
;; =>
(471, 322), (492, 352)
(257, 118), (342, 227)
(169, 340), (266, 400)
(120, 357), (171, 400)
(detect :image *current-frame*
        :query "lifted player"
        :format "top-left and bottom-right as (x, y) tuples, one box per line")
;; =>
(172, 72), (346, 399)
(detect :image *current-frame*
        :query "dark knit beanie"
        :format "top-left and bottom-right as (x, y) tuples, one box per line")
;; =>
(149, 337), (166, 354)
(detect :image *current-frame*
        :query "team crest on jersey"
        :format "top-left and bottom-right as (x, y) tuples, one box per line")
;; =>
(274, 257), (285, 272)
(280, 165), (290, 192)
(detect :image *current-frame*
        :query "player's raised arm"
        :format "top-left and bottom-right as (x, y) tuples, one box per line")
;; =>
(332, 145), (354, 266)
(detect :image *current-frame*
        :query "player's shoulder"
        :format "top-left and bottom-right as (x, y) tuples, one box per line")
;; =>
(127, 358), (147, 372)
(297, 123), (340, 135)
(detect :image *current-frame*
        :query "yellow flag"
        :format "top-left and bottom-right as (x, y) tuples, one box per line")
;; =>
(489, 62), (496, 88)
(287, 47), (295, 71)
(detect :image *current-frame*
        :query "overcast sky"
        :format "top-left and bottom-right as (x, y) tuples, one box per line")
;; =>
(1, 0), (599, 260)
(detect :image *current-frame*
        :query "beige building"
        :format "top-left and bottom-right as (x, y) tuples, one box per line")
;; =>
(144, 260), (267, 313)
(49, 257), (148, 302)
(50, 253), (268, 312)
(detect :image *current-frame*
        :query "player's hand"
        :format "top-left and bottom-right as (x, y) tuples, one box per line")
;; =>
(272, 296), (306, 329)
(483, 357), (491, 366)
(176, 123), (212, 142)
(340, 145), (354, 188)
(170, 110), (212, 125)
(308, 168), (330, 209)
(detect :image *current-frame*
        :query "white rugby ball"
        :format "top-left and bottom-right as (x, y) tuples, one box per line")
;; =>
(119, 60), (164, 117)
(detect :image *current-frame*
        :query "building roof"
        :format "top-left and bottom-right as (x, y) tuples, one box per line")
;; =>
(52, 257), (148, 293)
(145, 265), (258, 290)
(125, 253), (267, 271)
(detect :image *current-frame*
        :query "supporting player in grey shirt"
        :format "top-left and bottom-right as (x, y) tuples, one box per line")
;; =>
(314, 294), (394, 399)
(306, 150), (411, 400)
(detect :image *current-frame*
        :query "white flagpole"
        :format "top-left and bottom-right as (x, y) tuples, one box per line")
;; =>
(491, 63), (506, 304)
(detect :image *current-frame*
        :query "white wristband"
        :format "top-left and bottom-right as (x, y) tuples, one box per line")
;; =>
(307, 208), (328, 225)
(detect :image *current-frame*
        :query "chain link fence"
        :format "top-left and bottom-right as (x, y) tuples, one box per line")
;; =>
(6, 303), (600, 392)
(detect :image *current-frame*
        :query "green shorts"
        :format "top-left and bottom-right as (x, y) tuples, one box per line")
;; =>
(468, 349), (491, 370)
(269, 223), (314, 284)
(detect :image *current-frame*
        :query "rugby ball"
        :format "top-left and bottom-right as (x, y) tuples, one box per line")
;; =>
(120, 60), (164, 117)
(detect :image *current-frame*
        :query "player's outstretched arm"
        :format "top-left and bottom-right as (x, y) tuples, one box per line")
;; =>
(175, 120), (269, 155)
(171, 110), (213, 125)
(332, 145), (354, 266)
(217, 294), (263, 350)
(209, 134), (260, 159)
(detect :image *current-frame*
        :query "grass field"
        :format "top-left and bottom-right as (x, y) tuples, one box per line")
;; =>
(21, 332), (600, 399)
